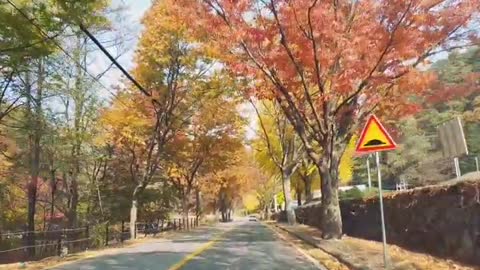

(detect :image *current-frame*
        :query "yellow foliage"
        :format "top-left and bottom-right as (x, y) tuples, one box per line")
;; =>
(242, 193), (259, 212)
(339, 135), (357, 184)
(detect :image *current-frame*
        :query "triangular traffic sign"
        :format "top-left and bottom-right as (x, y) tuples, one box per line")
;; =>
(355, 115), (397, 153)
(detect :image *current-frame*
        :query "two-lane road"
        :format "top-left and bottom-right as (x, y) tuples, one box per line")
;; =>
(52, 220), (321, 270)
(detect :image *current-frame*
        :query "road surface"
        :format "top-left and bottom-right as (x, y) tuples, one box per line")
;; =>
(52, 219), (320, 270)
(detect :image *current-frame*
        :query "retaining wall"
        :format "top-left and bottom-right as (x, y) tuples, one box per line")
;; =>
(295, 180), (480, 265)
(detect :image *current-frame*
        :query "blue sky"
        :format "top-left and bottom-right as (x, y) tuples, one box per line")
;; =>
(112, 0), (152, 69)
(91, 0), (257, 139)
(90, 0), (152, 99)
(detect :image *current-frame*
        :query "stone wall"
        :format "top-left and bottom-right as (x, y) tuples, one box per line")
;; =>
(295, 180), (480, 265)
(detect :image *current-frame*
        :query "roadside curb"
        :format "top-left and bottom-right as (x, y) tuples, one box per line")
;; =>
(273, 223), (367, 270)
(262, 222), (328, 270)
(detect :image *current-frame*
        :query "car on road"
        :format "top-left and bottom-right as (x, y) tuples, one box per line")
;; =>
(248, 215), (258, 221)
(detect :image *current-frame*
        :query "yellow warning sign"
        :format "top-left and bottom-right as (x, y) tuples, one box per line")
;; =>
(355, 115), (397, 153)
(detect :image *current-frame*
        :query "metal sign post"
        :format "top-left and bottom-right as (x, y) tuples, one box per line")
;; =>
(475, 156), (479, 172)
(454, 157), (461, 178)
(376, 152), (389, 268)
(367, 155), (372, 189)
(356, 115), (396, 269)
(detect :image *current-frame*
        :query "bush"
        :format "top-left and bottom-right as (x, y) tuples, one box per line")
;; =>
(339, 187), (364, 201)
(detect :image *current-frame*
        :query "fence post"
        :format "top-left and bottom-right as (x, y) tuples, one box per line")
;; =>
(85, 225), (90, 250)
(121, 221), (125, 243)
(173, 219), (177, 230)
(105, 222), (109, 246)
(134, 223), (137, 239)
(63, 228), (67, 256)
(57, 232), (62, 256)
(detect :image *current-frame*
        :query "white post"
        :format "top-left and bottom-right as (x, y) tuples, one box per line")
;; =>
(367, 155), (372, 189)
(273, 196), (278, 213)
(376, 152), (389, 268)
(475, 156), (479, 172)
(454, 157), (461, 178)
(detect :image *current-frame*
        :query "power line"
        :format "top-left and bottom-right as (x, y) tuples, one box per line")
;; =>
(5, 0), (126, 107)
(79, 24), (151, 98)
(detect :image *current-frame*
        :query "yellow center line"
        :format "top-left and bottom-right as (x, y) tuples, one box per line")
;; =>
(167, 228), (230, 270)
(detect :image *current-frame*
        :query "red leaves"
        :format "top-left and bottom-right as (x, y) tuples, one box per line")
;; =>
(166, 0), (479, 143)
(425, 72), (480, 105)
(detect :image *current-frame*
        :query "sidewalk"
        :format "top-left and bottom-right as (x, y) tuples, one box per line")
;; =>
(274, 223), (475, 270)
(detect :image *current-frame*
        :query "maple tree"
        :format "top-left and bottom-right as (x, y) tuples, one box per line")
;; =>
(170, 0), (480, 238)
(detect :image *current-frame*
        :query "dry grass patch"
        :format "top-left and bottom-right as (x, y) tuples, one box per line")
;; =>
(277, 223), (477, 270)
(264, 222), (349, 270)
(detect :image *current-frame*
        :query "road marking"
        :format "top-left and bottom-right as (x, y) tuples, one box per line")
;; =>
(167, 229), (228, 270)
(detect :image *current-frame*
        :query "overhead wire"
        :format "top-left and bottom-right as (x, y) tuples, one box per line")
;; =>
(5, 0), (128, 107)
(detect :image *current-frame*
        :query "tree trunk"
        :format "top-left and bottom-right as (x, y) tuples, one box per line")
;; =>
(26, 61), (43, 257)
(303, 173), (313, 202)
(95, 178), (104, 216)
(130, 199), (138, 239)
(219, 189), (228, 222)
(130, 185), (143, 239)
(182, 188), (190, 219)
(195, 189), (201, 218)
(317, 157), (343, 239)
(273, 195), (278, 212)
(297, 190), (302, 206)
(67, 171), (79, 228)
(49, 169), (56, 228)
(282, 172), (296, 225)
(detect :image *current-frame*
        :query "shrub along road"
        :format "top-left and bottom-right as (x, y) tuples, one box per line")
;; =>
(50, 219), (321, 270)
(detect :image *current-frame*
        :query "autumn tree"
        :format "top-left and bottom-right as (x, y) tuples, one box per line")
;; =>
(199, 150), (253, 222)
(167, 95), (244, 219)
(251, 100), (302, 224)
(170, 0), (480, 238)
(0, 0), (112, 255)
(101, 0), (234, 237)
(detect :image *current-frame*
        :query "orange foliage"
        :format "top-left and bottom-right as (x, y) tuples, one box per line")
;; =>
(167, 0), (478, 123)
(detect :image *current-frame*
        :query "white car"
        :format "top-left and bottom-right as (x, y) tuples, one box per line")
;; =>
(248, 215), (257, 221)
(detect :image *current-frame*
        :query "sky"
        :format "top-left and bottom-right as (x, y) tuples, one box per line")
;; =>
(89, 0), (152, 100)
(89, 0), (258, 140)
(112, 0), (152, 69)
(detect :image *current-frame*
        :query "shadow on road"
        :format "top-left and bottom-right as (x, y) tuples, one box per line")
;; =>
(181, 222), (317, 270)
(53, 222), (317, 270)
(53, 251), (189, 270)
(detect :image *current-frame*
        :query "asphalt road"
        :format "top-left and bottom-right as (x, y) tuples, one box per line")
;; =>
(52, 219), (320, 270)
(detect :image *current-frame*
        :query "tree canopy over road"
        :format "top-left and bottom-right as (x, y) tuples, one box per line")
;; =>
(0, 0), (479, 260)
